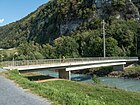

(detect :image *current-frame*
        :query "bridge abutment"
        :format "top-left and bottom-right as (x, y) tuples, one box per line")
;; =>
(113, 65), (124, 71)
(59, 70), (71, 80)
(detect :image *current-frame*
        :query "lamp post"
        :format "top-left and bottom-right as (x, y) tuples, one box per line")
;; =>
(102, 20), (106, 58)
(13, 52), (18, 68)
(0, 54), (4, 66)
(136, 34), (140, 57)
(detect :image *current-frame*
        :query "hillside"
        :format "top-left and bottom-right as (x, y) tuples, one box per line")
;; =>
(0, 0), (96, 48)
(0, 0), (140, 58)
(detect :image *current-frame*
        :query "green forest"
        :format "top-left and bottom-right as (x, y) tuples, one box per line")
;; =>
(0, 0), (140, 60)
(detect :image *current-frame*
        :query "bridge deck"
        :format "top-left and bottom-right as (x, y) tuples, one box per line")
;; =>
(2, 57), (138, 71)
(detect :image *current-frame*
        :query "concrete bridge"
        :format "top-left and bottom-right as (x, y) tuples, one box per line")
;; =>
(2, 57), (139, 80)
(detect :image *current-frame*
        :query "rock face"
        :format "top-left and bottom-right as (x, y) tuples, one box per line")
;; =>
(108, 71), (123, 77)
(95, 0), (112, 8)
(128, 0), (140, 20)
(60, 20), (83, 35)
(96, 0), (140, 20)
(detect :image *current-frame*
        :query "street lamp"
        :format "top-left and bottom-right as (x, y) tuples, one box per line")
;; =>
(102, 20), (106, 58)
(0, 54), (4, 66)
(13, 52), (18, 68)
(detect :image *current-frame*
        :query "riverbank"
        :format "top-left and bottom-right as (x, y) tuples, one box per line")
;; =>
(1, 70), (140, 105)
(108, 66), (140, 80)
(75, 65), (140, 80)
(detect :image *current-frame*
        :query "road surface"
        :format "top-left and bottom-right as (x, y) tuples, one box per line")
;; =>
(0, 76), (51, 105)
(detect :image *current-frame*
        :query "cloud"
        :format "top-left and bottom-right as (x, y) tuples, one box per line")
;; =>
(0, 18), (4, 24)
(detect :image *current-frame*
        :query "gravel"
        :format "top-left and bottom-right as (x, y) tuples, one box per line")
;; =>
(0, 76), (51, 105)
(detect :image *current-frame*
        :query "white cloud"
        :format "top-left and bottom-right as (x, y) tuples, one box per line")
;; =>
(0, 18), (4, 24)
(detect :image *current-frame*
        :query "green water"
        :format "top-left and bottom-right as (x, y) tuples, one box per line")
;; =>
(39, 70), (140, 92)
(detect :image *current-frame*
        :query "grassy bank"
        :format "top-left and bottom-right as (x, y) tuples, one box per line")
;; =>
(123, 66), (140, 77)
(125, 66), (140, 71)
(109, 65), (140, 79)
(2, 70), (140, 105)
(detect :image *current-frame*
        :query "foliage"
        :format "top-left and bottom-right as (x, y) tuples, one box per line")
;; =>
(54, 36), (79, 58)
(108, 65), (140, 79)
(41, 44), (56, 59)
(0, 48), (18, 61)
(0, 0), (140, 59)
(105, 37), (122, 56)
(123, 65), (140, 78)
(92, 74), (101, 84)
(17, 41), (44, 60)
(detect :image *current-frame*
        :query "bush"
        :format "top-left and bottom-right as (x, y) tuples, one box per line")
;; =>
(92, 74), (101, 84)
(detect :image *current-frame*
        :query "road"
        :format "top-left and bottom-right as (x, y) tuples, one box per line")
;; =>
(0, 76), (51, 105)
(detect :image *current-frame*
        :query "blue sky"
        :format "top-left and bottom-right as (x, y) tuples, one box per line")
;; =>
(0, 0), (49, 26)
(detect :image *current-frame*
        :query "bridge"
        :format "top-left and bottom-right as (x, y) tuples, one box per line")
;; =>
(2, 57), (139, 80)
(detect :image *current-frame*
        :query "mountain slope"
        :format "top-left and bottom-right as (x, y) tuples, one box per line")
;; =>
(0, 0), (140, 56)
(0, 0), (96, 48)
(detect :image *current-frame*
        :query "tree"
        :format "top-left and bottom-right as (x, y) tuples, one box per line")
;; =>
(107, 20), (136, 56)
(88, 37), (103, 57)
(17, 41), (44, 60)
(54, 36), (79, 58)
(106, 37), (122, 57)
(41, 44), (56, 59)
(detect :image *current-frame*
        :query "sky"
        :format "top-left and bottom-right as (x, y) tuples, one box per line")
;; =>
(0, 0), (49, 26)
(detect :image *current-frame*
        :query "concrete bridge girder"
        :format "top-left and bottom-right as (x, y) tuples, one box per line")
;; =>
(66, 62), (126, 71)
(59, 62), (126, 80)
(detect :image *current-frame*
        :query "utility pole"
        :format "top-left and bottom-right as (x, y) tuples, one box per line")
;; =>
(102, 20), (106, 58)
(13, 52), (18, 69)
(0, 54), (4, 66)
(135, 34), (137, 56)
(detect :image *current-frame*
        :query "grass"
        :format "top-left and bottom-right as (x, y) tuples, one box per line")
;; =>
(2, 70), (140, 105)
(125, 65), (140, 72)
(0, 48), (17, 63)
(123, 65), (140, 78)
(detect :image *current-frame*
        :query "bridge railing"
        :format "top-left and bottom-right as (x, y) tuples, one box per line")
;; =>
(1, 57), (138, 67)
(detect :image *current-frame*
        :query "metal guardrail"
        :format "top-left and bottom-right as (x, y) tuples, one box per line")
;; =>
(1, 57), (138, 67)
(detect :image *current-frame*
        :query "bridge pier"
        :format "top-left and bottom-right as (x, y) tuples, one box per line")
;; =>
(113, 65), (124, 71)
(59, 70), (71, 80)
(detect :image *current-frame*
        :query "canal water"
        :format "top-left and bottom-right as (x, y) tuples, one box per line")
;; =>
(39, 70), (140, 92)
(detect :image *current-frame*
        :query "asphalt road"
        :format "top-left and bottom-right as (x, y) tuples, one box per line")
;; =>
(0, 76), (51, 105)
